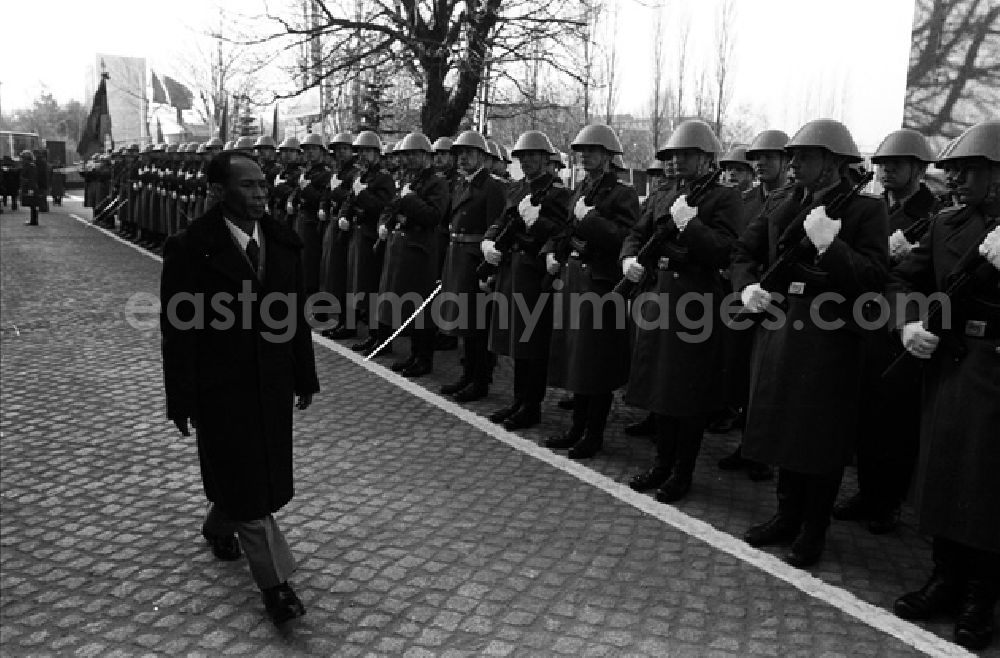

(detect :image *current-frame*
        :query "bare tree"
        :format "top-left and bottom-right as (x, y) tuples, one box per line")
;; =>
(603, 1), (620, 128)
(648, 6), (672, 150)
(905, 0), (1000, 140)
(713, 0), (736, 136)
(578, 0), (604, 125)
(674, 6), (691, 124)
(693, 67), (713, 122)
(243, 0), (588, 139)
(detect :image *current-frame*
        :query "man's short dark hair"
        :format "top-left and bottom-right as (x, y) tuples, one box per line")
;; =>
(207, 152), (258, 185)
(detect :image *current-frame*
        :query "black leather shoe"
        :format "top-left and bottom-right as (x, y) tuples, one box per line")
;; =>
(866, 507), (900, 535)
(203, 532), (241, 561)
(744, 515), (801, 547)
(655, 473), (693, 503)
(717, 445), (748, 471)
(488, 402), (522, 424)
(954, 581), (997, 650)
(832, 493), (870, 521)
(352, 336), (377, 353)
(262, 582), (306, 625)
(402, 358), (433, 378)
(746, 462), (774, 482)
(453, 382), (488, 402)
(557, 397), (575, 410)
(568, 433), (603, 459)
(391, 355), (416, 372)
(623, 414), (656, 437)
(327, 324), (357, 339)
(629, 464), (671, 491)
(894, 572), (962, 621)
(545, 428), (583, 450)
(784, 529), (825, 568)
(503, 406), (541, 431)
(441, 378), (470, 395)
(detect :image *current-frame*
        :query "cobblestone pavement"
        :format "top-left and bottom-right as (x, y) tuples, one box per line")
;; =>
(0, 199), (992, 656)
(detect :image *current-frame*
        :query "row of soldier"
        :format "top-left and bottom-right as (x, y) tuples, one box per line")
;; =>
(98, 117), (998, 650)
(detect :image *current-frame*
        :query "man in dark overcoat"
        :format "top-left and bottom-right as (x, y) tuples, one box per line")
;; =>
(732, 119), (888, 568)
(160, 151), (319, 625)
(887, 120), (1000, 651)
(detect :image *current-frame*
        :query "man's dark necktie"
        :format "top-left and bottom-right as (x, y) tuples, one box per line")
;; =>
(246, 238), (260, 273)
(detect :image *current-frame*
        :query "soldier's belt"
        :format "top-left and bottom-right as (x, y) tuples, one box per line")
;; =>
(450, 232), (485, 244)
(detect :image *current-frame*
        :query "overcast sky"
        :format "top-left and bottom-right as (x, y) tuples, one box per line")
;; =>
(0, 0), (914, 150)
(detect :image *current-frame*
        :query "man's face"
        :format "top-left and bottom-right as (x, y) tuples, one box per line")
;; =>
(877, 157), (921, 192)
(302, 145), (324, 164)
(723, 164), (754, 190)
(671, 149), (710, 179)
(517, 151), (548, 179)
(256, 146), (276, 163)
(577, 146), (610, 173)
(752, 151), (786, 185)
(948, 159), (1000, 206)
(788, 147), (835, 190)
(220, 157), (268, 220)
(399, 150), (427, 172)
(355, 148), (380, 167)
(333, 145), (353, 164)
(434, 151), (455, 171)
(454, 146), (485, 175)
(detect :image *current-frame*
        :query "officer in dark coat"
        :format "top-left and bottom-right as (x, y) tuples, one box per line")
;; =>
(543, 124), (640, 459)
(19, 151), (39, 225)
(833, 128), (939, 534)
(318, 133), (358, 336)
(160, 151), (319, 625)
(340, 131), (395, 346)
(273, 137), (302, 229)
(888, 120), (1000, 651)
(291, 133), (331, 296)
(437, 130), (507, 402)
(715, 130), (791, 478)
(732, 119), (888, 568)
(621, 120), (741, 503)
(373, 132), (449, 375)
(484, 130), (571, 430)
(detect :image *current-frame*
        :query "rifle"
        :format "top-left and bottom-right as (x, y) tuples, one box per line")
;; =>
(882, 224), (994, 378)
(372, 169), (418, 253)
(477, 176), (557, 280)
(541, 172), (619, 290)
(612, 168), (721, 299)
(731, 171), (874, 324)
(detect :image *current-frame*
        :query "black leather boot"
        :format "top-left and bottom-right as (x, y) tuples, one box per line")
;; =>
(954, 579), (997, 650)
(744, 469), (804, 546)
(895, 537), (964, 621)
(489, 401), (522, 424)
(504, 404), (541, 430)
(655, 419), (704, 503)
(546, 394), (588, 450)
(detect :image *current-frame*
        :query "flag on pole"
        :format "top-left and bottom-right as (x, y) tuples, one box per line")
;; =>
(162, 75), (194, 110)
(271, 103), (279, 141)
(150, 72), (168, 104)
(77, 73), (113, 159)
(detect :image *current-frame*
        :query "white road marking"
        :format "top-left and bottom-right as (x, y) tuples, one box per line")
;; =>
(75, 212), (970, 657)
(68, 214), (163, 263)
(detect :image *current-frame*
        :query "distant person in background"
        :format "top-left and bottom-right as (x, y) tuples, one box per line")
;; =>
(1, 156), (20, 211)
(19, 151), (39, 226)
(34, 150), (50, 213)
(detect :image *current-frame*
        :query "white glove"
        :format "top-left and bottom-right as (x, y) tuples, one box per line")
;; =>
(803, 206), (842, 254)
(888, 229), (914, 260)
(378, 224), (389, 240)
(353, 178), (367, 195)
(481, 239), (501, 265)
(740, 283), (773, 313)
(518, 196), (541, 228)
(338, 218), (350, 231)
(545, 252), (560, 275)
(318, 209), (327, 221)
(979, 226), (1000, 270)
(329, 174), (342, 190)
(171, 192), (178, 200)
(622, 256), (644, 282)
(286, 201), (294, 214)
(574, 197), (593, 221)
(180, 195), (188, 203)
(902, 321), (939, 359)
(401, 184), (413, 197)
(298, 173), (308, 189)
(670, 195), (698, 231)
(274, 175), (285, 186)
(196, 171), (205, 179)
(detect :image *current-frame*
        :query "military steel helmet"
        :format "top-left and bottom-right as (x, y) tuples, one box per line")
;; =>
(658, 119), (722, 158)
(395, 132), (434, 153)
(452, 130), (490, 154)
(746, 130), (790, 159)
(786, 118), (862, 162)
(166, 143), (180, 153)
(301, 133), (326, 149)
(278, 136), (301, 151)
(234, 136), (257, 151)
(352, 130), (383, 151)
(871, 129), (936, 164)
(511, 130), (555, 156)
(571, 124), (623, 154)
(205, 137), (224, 149)
(329, 132), (354, 147)
(254, 135), (277, 149)
(934, 120), (1000, 166)
(720, 146), (752, 168)
(432, 136), (454, 152)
